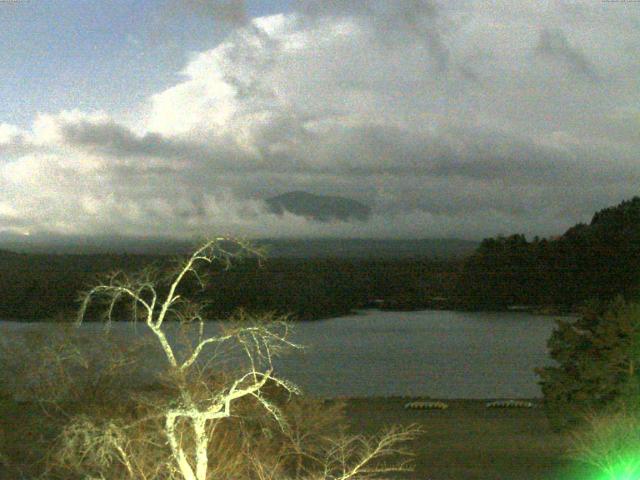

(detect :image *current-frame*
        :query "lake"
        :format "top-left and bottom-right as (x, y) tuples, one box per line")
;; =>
(0, 309), (562, 399)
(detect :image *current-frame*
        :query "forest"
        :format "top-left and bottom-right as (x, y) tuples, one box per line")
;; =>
(457, 196), (640, 311)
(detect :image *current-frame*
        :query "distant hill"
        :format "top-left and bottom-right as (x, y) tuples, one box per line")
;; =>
(265, 191), (371, 222)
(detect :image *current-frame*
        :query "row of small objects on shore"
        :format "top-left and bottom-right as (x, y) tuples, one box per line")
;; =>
(485, 400), (534, 408)
(403, 400), (535, 410)
(404, 401), (448, 410)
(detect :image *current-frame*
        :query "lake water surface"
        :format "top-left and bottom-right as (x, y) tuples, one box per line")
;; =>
(1, 309), (562, 399)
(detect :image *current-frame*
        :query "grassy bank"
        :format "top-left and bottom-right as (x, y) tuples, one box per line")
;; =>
(1, 394), (592, 479)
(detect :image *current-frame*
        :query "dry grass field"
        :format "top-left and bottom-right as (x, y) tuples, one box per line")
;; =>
(341, 398), (593, 480)
(1, 394), (594, 479)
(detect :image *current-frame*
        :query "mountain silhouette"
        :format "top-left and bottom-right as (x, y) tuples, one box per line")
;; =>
(265, 191), (371, 222)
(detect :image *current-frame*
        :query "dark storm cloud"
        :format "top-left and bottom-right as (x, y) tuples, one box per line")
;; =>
(60, 119), (193, 159)
(535, 27), (600, 81)
(273, 122), (637, 188)
(421, 133), (636, 186)
(57, 116), (312, 175)
(58, 115), (640, 198)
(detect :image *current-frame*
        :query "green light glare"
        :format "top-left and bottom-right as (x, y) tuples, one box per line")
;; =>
(591, 453), (640, 480)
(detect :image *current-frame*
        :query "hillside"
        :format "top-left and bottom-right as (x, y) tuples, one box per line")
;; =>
(456, 196), (640, 310)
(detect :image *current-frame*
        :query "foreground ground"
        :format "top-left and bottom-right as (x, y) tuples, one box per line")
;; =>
(1, 394), (591, 479)
(342, 398), (591, 480)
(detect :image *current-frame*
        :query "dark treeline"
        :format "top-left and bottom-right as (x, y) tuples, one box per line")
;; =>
(196, 258), (459, 320)
(0, 252), (159, 320)
(456, 196), (640, 311)
(0, 250), (460, 321)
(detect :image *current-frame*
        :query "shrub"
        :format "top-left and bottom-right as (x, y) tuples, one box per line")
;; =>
(0, 320), (156, 406)
(535, 296), (640, 431)
(45, 384), (351, 480)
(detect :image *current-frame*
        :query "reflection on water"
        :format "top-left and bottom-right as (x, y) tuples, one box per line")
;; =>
(1, 309), (561, 398)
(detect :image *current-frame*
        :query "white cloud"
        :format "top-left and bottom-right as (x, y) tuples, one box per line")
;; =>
(0, 123), (23, 144)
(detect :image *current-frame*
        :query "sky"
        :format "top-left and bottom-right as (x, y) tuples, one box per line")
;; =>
(0, 0), (639, 240)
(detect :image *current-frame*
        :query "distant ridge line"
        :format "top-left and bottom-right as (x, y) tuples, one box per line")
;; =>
(0, 234), (478, 258)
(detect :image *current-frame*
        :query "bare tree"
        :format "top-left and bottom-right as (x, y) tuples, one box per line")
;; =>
(73, 237), (420, 480)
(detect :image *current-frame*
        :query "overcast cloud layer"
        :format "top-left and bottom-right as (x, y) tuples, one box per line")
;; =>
(1, 1), (639, 240)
